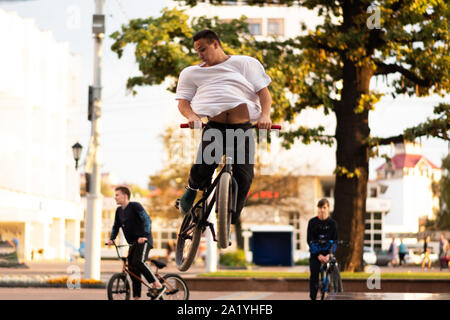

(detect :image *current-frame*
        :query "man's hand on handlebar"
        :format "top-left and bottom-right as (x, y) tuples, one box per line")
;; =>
(106, 240), (114, 246)
(137, 237), (147, 244)
(256, 114), (272, 130)
(187, 115), (203, 129)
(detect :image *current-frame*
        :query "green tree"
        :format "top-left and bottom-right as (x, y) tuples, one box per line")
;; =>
(111, 2), (449, 271)
(437, 154), (450, 230)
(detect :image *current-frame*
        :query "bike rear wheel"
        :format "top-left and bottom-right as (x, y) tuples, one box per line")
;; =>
(217, 172), (232, 249)
(176, 212), (202, 272)
(107, 273), (130, 300)
(161, 273), (190, 300)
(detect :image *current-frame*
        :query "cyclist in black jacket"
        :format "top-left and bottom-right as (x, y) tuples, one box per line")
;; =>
(107, 186), (165, 300)
(307, 198), (338, 300)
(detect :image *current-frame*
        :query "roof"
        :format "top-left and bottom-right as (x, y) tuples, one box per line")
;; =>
(376, 153), (440, 171)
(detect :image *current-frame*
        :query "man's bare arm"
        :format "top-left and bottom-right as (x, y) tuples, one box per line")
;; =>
(178, 99), (202, 128)
(256, 87), (272, 129)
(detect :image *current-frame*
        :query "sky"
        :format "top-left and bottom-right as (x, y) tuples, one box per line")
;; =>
(1, 0), (448, 187)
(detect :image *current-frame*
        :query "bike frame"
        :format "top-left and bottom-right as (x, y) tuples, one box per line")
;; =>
(110, 241), (165, 291)
(180, 156), (238, 243)
(319, 253), (337, 293)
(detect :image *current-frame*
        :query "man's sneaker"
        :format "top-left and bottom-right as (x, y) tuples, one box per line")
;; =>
(179, 187), (197, 215)
(154, 286), (166, 300)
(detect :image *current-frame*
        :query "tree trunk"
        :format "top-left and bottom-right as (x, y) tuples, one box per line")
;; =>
(333, 59), (372, 272)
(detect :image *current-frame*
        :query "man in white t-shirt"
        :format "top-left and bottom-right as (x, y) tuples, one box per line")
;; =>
(175, 29), (273, 225)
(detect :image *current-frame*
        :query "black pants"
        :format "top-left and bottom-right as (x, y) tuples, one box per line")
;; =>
(309, 254), (322, 300)
(188, 121), (255, 224)
(399, 253), (406, 265)
(128, 241), (157, 298)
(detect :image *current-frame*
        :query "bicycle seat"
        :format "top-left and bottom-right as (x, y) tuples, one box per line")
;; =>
(151, 259), (167, 269)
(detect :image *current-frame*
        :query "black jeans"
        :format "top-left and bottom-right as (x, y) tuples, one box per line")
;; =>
(128, 241), (157, 298)
(399, 253), (406, 265)
(309, 254), (322, 300)
(188, 121), (255, 224)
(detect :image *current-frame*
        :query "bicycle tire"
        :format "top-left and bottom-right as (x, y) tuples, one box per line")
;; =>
(161, 273), (190, 300)
(334, 264), (344, 292)
(330, 264), (343, 293)
(176, 213), (202, 272)
(217, 172), (232, 249)
(107, 273), (130, 300)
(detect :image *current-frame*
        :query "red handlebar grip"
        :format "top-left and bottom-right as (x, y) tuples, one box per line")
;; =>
(180, 123), (205, 128)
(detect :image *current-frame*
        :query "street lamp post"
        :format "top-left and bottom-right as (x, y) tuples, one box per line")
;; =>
(84, 0), (104, 280)
(71, 142), (83, 170)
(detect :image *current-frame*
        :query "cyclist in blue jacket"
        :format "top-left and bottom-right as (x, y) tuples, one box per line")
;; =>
(307, 198), (338, 300)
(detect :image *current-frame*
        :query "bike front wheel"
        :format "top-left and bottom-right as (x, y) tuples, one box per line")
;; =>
(217, 172), (233, 249)
(107, 273), (130, 300)
(328, 264), (343, 293)
(161, 273), (190, 300)
(176, 212), (202, 272)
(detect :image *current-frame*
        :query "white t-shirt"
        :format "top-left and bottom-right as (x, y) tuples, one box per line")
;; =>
(175, 55), (271, 121)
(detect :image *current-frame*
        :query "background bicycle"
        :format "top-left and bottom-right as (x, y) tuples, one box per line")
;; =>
(106, 240), (189, 300)
(312, 240), (347, 300)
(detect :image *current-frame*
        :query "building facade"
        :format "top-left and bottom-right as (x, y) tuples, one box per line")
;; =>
(236, 175), (390, 261)
(376, 142), (441, 243)
(0, 9), (82, 261)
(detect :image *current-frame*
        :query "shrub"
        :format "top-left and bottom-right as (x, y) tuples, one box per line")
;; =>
(295, 258), (309, 266)
(219, 250), (249, 267)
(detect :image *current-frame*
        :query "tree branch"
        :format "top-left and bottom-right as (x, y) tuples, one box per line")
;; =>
(374, 61), (432, 87)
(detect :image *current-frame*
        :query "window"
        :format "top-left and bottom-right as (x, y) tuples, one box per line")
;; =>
(267, 19), (284, 36)
(247, 19), (262, 35)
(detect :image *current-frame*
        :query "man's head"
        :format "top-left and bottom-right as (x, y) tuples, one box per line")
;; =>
(193, 29), (224, 66)
(114, 186), (130, 205)
(317, 198), (330, 219)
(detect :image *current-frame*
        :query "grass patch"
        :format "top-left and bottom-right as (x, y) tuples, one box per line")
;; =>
(197, 271), (450, 280)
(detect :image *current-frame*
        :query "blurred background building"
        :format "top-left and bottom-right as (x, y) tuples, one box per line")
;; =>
(0, 8), (83, 261)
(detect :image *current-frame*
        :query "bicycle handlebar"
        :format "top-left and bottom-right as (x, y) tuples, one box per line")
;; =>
(105, 240), (133, 260)
(310, 240), (349, 246)
(180, 123), (281, 130)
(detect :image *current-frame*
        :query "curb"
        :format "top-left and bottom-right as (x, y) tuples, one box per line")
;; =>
(1, 277), (449, 292)
(0, 282), (106, 289)
(185, 277), (450, 293)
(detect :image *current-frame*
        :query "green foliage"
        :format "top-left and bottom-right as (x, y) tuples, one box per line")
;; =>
(437, 154), (450, 230)
(295, 258), (309, 266)
(219, 250), (249, 267)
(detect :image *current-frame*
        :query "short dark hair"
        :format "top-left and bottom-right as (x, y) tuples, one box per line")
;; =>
(193, 29), (222, 47)
(317, 198), (330, 208)
(115, 186), (131, 199)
